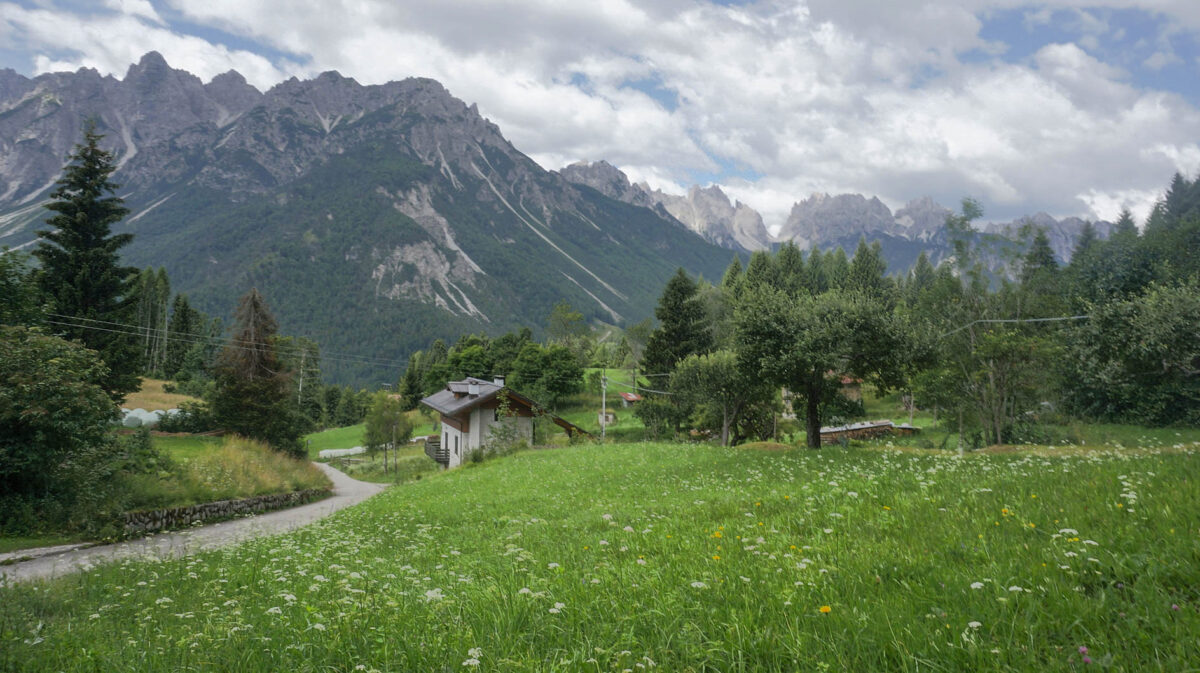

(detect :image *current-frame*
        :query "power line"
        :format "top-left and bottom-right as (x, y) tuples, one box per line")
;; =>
(46, 313), (408, 369)
(51, 312), (401, 367)
(606, 378), (673, 395)
(938, 315), (1089, 338)
(44, 317), (407, 370)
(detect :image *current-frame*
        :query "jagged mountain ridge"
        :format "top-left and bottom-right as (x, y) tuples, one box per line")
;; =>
(560, 160), (1111, 263)
(0, 53), (735, 383)
(559, 160), (773, 252)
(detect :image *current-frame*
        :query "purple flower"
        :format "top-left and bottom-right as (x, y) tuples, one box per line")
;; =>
(1171, 604), (1180, 611)
(1082, 656), (1093, 664)
(1078, 646), (1088, 655)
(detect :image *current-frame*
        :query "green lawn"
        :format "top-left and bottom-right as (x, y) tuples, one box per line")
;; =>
(151, 435), (222, 460)
(303, 423), (365, 458)
(305, 412), (439, 459)
(4, 441), (1198, 671)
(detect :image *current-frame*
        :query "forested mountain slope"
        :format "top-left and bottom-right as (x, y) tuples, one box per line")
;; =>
(0, 53), (734, 383)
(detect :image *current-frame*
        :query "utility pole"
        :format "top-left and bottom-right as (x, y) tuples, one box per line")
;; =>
(601, 371), (607, 440)
(297, 349), (306, 406)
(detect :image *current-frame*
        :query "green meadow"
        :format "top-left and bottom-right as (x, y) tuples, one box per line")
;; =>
(2, 441), (1198, 671)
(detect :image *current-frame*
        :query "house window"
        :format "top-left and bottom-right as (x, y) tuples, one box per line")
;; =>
(454, 434), (459, 455)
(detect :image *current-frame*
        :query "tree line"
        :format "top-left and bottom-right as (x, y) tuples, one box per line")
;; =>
(629, 176), (1200, 448)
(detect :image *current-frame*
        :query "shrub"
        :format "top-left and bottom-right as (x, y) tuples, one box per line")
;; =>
(0, 326), (125, 536)
(156, 401), (217, 433)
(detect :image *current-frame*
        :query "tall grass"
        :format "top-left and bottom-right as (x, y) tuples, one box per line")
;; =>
(122, 378), (200, 412)
(3, 441), (1198, 670)
(122, 436), (331, 510)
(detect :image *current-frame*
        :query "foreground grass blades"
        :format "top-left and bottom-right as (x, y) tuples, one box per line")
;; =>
(2, 443), (1198, 671)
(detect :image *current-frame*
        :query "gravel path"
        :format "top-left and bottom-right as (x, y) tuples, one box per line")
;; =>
(1, 463), (386, 583)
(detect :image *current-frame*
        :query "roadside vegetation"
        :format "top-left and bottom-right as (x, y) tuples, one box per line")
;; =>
(121, 435), (330, 511)
(3, 442), (1197, 671)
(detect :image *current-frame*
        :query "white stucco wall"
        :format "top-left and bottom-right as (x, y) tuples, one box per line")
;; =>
(442, 408), (534, 469)
(442, 422), (465, 468)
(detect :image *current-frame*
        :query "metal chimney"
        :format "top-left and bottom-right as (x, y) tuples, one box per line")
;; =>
(468, 381), (480, 396)
(493, 376), (505, 387)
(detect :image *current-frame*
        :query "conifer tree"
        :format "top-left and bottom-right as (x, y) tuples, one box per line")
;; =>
(163, 294), (199, 378)
(906, 251), (935, 304)
(1020, 229), (1059, 285)
(642, 268), (713, 376)
(775, 241), (806, 294)
(211, 288), (304, 456)
(33, 120), (140, 399)
(848, 238), (890, 299)
(721, 256), (743, 295)
(742, 250), (775, 290)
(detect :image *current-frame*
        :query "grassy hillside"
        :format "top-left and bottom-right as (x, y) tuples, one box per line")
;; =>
(3, 442), (1197, 671)
(122, 379), (201, 412)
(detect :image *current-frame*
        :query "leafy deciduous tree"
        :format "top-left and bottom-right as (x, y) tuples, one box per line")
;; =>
(364, 392), (412, 474)
(0, 326), (122, 533)
(737, 288), (910, 448)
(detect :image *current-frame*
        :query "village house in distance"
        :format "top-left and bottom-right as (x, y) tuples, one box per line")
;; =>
(420, 377), (588, 469)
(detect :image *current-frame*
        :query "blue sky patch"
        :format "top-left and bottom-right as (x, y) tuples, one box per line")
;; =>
(976, 6), (1200, 102)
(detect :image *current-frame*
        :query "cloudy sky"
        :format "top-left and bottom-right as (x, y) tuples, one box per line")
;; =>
(4, 0), (1200, 230)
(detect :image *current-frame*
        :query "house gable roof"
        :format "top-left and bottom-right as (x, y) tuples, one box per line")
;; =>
(421, 377), (509, 417)
(420, 377), (592, 437)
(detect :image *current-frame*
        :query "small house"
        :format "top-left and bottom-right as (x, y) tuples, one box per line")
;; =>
(420, 377), (588, 469)
(618, 392), (642, 408)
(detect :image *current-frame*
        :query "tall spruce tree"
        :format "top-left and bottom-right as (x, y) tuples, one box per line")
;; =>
(211, 288), (304, 456)
(163, 294), (199, 378)
(33, 120), (140, 400)
(848, 238), (891, 300)
(642, 268), (713, 376)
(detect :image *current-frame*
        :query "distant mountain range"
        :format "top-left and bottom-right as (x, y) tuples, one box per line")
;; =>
(0, 53), (1111, 382)
(559, 161), (1113, 263)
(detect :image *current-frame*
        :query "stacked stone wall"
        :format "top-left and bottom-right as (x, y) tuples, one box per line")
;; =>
(123, 489), (330, 534)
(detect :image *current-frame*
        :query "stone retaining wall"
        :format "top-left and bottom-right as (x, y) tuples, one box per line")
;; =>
(124, 488), (330, 535)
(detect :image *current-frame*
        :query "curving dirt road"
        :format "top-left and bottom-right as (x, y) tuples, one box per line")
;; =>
(1, 463), (385, 583)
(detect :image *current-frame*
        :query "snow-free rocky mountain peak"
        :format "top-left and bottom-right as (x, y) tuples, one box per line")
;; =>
(0, 52), (733, 383)
(558, 160), (1110, 263)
